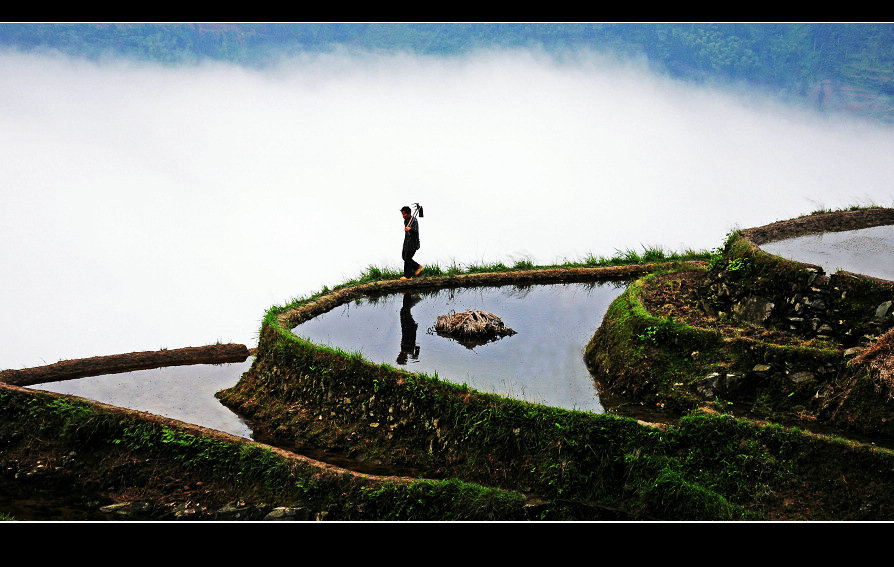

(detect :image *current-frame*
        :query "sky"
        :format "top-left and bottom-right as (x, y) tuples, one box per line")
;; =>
(2, 46), (894, 369)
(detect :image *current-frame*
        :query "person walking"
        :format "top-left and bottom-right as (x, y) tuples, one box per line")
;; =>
(400, 205), (423, 280)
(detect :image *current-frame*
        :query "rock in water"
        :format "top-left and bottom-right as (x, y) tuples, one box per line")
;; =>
(432, 310), (516, 349)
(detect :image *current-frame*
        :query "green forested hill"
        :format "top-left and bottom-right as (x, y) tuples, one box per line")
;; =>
(2, 22), (892, 120)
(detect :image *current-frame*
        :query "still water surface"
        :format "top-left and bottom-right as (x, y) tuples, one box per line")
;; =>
(292, 282), (628, 413)
(760, 225), (894, 281)
(34, 359), (255, 439)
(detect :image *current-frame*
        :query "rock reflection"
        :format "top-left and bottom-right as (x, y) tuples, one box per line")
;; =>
(430, 309), (518, 350)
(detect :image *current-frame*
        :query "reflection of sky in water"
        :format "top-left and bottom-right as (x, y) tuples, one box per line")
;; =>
(34, 359), (255, 439)
(761, 225), (894, 281)
(292, 282), (628, 413)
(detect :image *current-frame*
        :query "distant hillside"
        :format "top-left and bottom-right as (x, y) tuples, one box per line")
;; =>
(2, 22), (892, 122)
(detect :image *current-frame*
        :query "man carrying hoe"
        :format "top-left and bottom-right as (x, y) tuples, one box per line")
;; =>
(400, 205), (423, 280)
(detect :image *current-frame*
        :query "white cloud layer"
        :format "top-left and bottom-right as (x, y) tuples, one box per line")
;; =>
(2, 47), (894, 368)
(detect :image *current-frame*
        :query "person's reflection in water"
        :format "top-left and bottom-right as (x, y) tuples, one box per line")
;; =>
(397, 293), (422, 365)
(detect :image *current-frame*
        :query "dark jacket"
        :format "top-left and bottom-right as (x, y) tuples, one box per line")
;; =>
(403, 217), (420, 256)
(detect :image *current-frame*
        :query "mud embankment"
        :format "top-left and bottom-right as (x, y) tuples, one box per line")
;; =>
(0, 343), (251, 387)
(741, 207), (894, 246)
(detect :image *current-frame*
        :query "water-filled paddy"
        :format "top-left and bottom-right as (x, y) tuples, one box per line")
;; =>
(291, 281), (628, 413)
(33, 359), (255, 439)
(760, 225), (894, 281)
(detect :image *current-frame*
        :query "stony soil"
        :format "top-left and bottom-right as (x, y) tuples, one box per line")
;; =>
(639, 270), (832, 348)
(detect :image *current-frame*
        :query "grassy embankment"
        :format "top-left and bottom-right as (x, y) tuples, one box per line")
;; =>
(0, 384), (529, 520)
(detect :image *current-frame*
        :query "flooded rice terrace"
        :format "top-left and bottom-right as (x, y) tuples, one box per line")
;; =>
(34, 359), (255, 439)
(292, 281), (629, 413)
(760, 225), (894, 281)
(30, 281), (627, 440)
(29, 219), (894, 439)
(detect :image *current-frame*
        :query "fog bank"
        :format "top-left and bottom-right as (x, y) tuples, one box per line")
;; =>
(2, 47), (893, 369)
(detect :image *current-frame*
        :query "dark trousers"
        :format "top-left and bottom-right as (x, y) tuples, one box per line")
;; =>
(402, 248), (420, 278)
